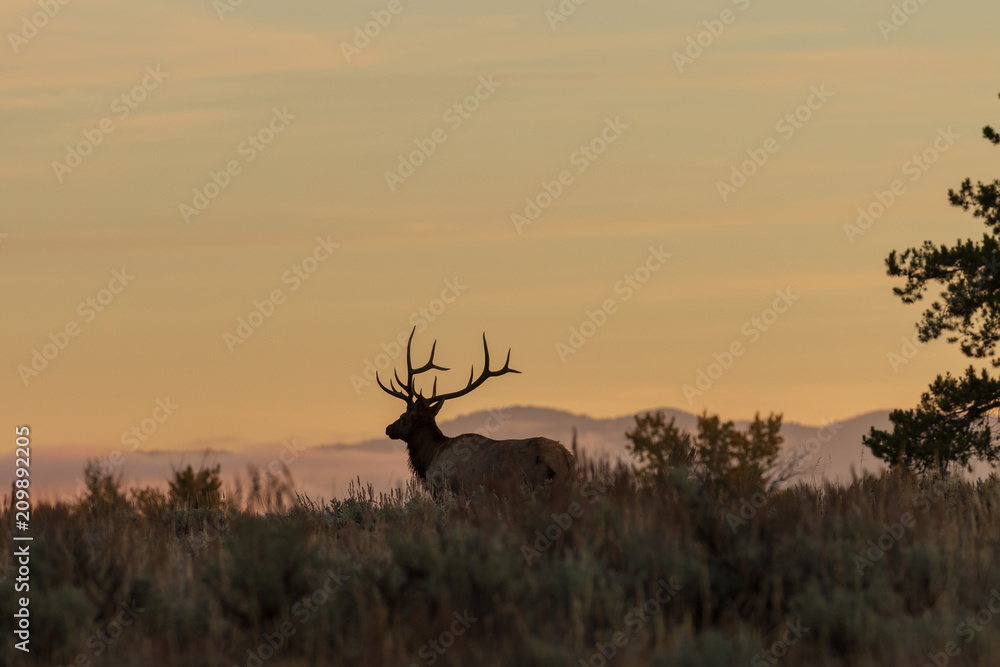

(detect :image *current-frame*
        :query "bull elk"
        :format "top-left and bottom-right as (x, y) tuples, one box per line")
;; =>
(377, 329), (574, 495)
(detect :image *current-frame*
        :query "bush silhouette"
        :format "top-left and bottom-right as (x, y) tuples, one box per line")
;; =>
(168, 463), (223, 510)
(627, 410), (784, 492)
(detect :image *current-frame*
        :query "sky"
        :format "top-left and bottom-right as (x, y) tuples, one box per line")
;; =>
(2, 0), (999, 490)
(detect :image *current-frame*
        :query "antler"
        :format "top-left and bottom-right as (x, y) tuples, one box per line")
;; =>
(428, 333), (520, 407)
(376, 327), (450, 404)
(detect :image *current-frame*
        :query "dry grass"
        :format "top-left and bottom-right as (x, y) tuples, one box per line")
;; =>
(3, 458), (1000, 666)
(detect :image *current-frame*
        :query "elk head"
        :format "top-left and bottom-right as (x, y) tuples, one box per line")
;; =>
(376, 328), (520, 479)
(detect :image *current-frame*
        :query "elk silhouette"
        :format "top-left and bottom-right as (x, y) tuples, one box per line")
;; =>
(377, 329), (574, 495)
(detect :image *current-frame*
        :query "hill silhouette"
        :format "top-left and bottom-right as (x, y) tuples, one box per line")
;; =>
(26, 406), (894, 501)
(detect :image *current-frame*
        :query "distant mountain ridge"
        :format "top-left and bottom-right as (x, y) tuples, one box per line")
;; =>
(320, 405), (892, 484)
(23, 406), (894, 502)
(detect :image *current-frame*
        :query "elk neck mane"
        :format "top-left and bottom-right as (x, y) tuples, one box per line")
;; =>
(403, 419), (448, 478)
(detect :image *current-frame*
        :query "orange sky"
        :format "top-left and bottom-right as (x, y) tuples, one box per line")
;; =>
(3, 0), (999, 473)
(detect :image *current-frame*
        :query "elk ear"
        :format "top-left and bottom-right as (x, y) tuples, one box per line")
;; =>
(431, 401), (444, 416)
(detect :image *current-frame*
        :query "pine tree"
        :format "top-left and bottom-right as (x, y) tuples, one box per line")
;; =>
(864, 92), (1000, 475)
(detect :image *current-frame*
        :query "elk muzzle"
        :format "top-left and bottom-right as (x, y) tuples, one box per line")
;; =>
(386, 414), (407, 440)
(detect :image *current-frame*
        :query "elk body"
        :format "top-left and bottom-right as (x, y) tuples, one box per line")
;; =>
(378, 330), (574, 495)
